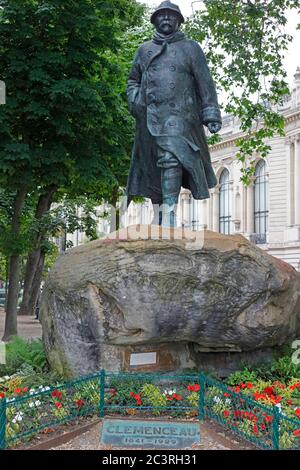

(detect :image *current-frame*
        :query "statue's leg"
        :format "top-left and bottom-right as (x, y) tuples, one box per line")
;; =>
(157, 151), (182, 228)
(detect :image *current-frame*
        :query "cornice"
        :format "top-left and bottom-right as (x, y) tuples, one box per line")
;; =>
(211, 109), (300, 152)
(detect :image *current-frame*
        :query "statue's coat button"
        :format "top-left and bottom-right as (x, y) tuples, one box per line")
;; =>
(169, 65), (176, 71)
(169, 82), (175, 89)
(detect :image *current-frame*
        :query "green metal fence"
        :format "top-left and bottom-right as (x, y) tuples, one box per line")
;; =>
(0, 370), (299, 450)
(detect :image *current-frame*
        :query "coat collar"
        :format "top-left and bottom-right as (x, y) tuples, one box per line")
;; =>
(152, 31), (185, 45)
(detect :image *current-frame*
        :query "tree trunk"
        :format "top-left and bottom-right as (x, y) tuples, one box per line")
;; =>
(2, 186), (27, 341)
(18, 187), (55, 316)
(27, 251), (46, 318)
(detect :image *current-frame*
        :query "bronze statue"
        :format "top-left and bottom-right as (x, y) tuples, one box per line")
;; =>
(126, 1), (222, 227)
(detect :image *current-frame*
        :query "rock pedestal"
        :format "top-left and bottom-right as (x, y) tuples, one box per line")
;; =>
(40, 225), (300, 378)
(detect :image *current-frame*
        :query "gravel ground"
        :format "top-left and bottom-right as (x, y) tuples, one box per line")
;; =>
(0, 307), (42, 340)
(51, 420), (254, 451)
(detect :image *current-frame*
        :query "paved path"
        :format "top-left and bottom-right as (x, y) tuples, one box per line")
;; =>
(0, 308), (42, 341)
(51, 420), (253, 451)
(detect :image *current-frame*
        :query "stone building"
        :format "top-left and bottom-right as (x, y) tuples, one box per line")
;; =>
(123, 68), (300, 270)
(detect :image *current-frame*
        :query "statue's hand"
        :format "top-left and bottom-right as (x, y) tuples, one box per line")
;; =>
(207, 122), (221, 134)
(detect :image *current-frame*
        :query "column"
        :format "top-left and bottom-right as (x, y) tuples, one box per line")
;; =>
(229, 179), (234, 234)
(286, 136), (294, 226)
(246, 178), (255, 235)
(295, 135), (300, 225)
(181, 190), (190, 228)
(212, 186), (220, 232)
(200, 200), (207, 229)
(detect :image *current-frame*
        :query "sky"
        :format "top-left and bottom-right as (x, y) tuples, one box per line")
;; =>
(139, 0), (300, 88)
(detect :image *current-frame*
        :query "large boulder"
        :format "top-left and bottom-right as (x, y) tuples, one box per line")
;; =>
(41, 225), (300, 377)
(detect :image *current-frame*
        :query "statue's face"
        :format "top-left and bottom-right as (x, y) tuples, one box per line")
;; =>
(153, 9), (181, 35)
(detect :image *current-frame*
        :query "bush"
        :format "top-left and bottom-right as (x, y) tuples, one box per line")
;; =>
(227, 368), (258, 386)
(0, 336), (47, 376)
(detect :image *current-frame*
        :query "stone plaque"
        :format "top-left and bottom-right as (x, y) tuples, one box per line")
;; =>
(101, 419), (200, 449)
(130, 352), (157, 366)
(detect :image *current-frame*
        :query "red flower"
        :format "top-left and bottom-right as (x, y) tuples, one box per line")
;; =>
(22, 387), (28, 393)
(253, 425), (258, 435)
(235, 386), (241, 393)
(287, 400), (293, 406)
(223, 392), (231, 397)
(264, 415), (273, 424)
(234, 410), (240, 419)
(52, 390), (62, 398)
(261, 424), (266, 431)
(187, 384), (200, 392)
(130, 393), (142, 406)
(264, 386), (275, 396)
(295, 408), (300, 419)
(247, 383), (253, 389)
(173, 394), (181, 401)
(223, 410), (230, 418)
(0, 392), (5, 398)
(253, 392), (266, 401)
(76, 399), (85, 409)
(55, 402), (62, 408)
(239, 383), (247, 389)
(293, 429), (300, 437)
(14, 388), (22, 394)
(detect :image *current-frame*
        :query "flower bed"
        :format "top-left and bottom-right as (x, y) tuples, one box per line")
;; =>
(104, 373), (202, 419)
(204, 376), (300, 450)
(1, 370), (300, 450)
(0, 373), (100, 448)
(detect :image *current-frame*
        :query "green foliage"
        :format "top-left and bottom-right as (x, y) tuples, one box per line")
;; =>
(141, 383), (167, 414)
(0, 0), (144, 316)
(227, 367), (259, 386)
(185, 0), (300, 183)
(270, 355), (300, 381)
(43, 242), (59, 275)
(227, 347), (300, 384)
(0, 336), (47, 376)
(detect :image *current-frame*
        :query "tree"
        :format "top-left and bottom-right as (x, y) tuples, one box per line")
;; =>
(185, 0), (300, 183)
(0, 0), (144, 338)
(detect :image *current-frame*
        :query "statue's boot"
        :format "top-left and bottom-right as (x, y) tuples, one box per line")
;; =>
(160, 164), (182, 228)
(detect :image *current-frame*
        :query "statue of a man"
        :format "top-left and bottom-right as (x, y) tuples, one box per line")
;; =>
(126, 1), (222, 227)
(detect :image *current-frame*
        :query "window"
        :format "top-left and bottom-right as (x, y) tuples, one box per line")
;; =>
(219, 169), (231, 234)
(254, 160), (268, 243)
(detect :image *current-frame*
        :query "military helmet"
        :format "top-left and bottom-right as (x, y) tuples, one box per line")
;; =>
(150, 1), (185, 25)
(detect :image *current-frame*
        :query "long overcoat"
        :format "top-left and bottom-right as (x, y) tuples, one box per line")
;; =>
(126, 35), (221, 204)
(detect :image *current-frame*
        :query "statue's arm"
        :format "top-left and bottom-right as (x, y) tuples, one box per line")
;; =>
(190, 41), (222, 128)
(126, 49), (142, 116)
